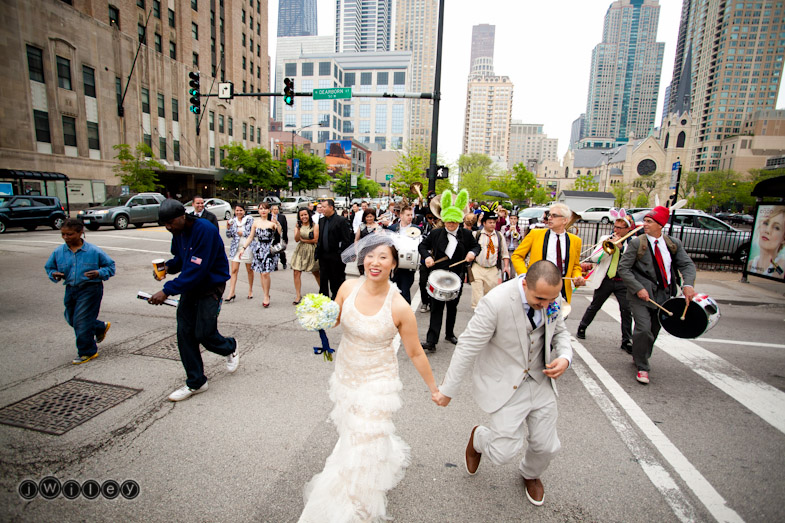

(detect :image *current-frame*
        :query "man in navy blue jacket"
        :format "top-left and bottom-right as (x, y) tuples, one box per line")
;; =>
(149, 199), (239, 402)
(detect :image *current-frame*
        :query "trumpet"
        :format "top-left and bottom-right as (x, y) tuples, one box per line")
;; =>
(601, 225), (643, 255)
(410, 181), (424, 201)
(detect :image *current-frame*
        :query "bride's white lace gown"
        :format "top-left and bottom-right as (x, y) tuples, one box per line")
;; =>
(299, 280), (409, 522)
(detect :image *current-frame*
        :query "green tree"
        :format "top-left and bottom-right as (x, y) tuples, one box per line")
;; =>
(457, 153), (496, 176)
(285, 146), (331, 193)
(611, 182), (636, 208)
(634, 193), (650, 208)
(112, 143), (165, 193)
(389, 144), (429, 199)
(531, 187), (552, 205)
(632, 172), (666, 206)
(457, 169), (491, 201)
(571, 173), (599, 192)
(333, 172), (381, 198)
(682, 169), (757, 212)
(221, 143), (283, 192)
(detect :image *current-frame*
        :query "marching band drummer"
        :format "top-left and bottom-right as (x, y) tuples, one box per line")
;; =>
(618, 206), (696, 385)
(576, 209), (636, 354)
(418, 190), (480, 353)
(388, 205), (418, 303)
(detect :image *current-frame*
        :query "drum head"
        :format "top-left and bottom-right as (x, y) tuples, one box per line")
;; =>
(658, 298), (712, 339)
(430, 270), (461, 291)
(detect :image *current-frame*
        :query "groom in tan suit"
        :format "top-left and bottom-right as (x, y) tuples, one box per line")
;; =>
(434, 261), (572, 506)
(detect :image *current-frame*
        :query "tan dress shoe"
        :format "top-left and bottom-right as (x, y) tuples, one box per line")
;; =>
(465, 426), (481, 475)
(523, 477), (545, 506)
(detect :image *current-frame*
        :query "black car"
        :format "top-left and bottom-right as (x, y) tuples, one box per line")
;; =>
(730, 213), (754, 226)
(0, 195), (67, 233)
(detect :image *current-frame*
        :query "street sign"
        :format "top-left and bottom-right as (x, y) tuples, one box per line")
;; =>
(670, 161), (681, 190)
(351, 174), (358, 188)
(313, 87), (352, 100)
(385, 174), (393, 181)
(293, 158), (300, 179)
(218, 82), (234, 99)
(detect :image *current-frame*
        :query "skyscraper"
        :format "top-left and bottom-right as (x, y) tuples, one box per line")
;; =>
(335, 0), (393, 53)
(469, 24), (495, 72)
(394, 0), (439, 149)
(582, 0), (664, 148)
(278, 0), (318, 37)
(664, 0), (785, 172)
(462, 59), (514, 163)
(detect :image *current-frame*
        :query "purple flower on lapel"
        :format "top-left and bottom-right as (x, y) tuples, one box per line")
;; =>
(545, 301), (560, 321)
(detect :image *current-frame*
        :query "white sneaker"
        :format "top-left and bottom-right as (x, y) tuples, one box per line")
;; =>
(226, 349), (239, 373)
(168, 382), (208, 402)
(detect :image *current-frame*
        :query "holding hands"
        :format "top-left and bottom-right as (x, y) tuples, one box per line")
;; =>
(432, 389), (451, 407)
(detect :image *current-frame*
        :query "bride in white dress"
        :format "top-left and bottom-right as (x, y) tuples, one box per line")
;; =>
(299, 234), (439, 522)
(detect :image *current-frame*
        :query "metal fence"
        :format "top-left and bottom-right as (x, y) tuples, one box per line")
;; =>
(571, 222), (750, 272)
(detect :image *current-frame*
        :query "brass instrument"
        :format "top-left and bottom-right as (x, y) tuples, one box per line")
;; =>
(566, 211), (582, 235)
(601, 225), (643, 255)
(410, 181), (424, 201)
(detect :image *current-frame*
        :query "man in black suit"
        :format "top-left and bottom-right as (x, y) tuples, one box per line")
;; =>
(418, 216), (480, 352)
(315, 199), (354, 299)
(271, 204), (288, 269)
(190, 196), (219, 229)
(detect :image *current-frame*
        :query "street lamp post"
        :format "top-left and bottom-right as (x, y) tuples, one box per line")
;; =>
(628, 189), (633, 208)
(285, 122), (326, 195)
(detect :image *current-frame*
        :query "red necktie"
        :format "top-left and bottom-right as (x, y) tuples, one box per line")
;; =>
(654, 240), (668, 288)
(556, 234), (563, 275)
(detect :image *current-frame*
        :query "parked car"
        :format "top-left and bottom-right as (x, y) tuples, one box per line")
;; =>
(333, 196), (350, 210)
(578, 206), (613, 224)
(630, 208), (751, 263)
(714, 212), (735, 223)
(729, 213), (754, 226)
(280, 196), (312, 213)
(246, 196), (282, 216)
(517, 207), (549, 227)
(77, 193), (166, 230)
(0, 195), (67, 233)
(184, 197), (232, 220)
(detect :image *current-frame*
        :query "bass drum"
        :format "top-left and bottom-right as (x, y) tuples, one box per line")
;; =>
(658, 294), (720, 339)
(394, 236), (422, 270)
(426, 269), (462, 302)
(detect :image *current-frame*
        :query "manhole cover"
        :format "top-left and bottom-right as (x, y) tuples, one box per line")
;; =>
(0, 379), (141, 435)
(132, 334), (200, 360)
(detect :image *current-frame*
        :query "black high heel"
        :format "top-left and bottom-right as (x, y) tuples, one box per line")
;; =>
(225, 295), (236, 303)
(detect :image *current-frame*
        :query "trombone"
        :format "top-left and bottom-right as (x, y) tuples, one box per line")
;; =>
(601, 225), (643, 255)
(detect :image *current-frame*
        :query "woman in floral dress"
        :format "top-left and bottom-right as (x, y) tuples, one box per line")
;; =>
(225, 204), (254, 302)
(238, 203), (282, 308)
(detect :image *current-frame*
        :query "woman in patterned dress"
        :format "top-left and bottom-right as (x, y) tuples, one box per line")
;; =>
(238, 202), (282, 308)
(224, 204), (255, 302)
(354, 209), (381, 242)
(291, 208), (320, 305)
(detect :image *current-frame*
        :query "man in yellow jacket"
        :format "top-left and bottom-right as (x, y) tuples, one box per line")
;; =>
(511, 203), (585, 303)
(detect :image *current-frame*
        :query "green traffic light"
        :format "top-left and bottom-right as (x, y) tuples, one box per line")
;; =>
(189, 88), (198, 96)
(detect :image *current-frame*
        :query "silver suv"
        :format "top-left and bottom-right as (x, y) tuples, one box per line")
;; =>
(631, 209), (751, 263)
(77, 193), (166, 230)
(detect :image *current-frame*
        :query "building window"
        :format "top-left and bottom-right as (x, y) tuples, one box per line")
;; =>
(249, 125), (254, 142)
(62, 116), (77, 147)
(168, 8), (175, 27)
(344, 73), (355, 86)
(191, 0), (197, 10)
(109, 4), (120, 28)
(159, 137), (167, 159)
(115, 77), (122, 108)
(257, 128), (260, 142)
(137, 0), (145, 8)
(228, 117), (233, 137)
(210, 147), (215, 166)
(192, 22), (198, 40)
(394, 72), (405, 85)
(209, 111), (214, 131)
(157, 93), (165, 117)
(143, 133), (152, 148)
(302, 62), (314, 76)
(285, 63), (296, 76)
(173, 140), (180, 162)
(375, 105), (387, 133)
(152, 0), (160, 18)
(220, 148), (225, 163)
(33, 110), (50, 143)
(241, 9), (245, 22)
(193, 52), (199, 68)
(171, 98), (179, 122)
(361, 72), (372, 86)
(218, 114), (224, 133)
(138, 24), (146, 44)
(319, 62), (331, 76)
(141, 87), (150, 113)
(82, 66), (96, 97)
(391, 105), (404, 134)
(56, 56), (72, 90)
(154, 33), (162, 52)
(169, 41), (176, 59)
(377, 72), (388, 86)
(242, 122), (247, 140)
(242, 56), (246, 70)
(27, 45), (44, 83)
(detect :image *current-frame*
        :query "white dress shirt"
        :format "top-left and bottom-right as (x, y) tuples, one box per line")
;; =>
(545, 231), (567, 267)
(646, 233), (672, 285)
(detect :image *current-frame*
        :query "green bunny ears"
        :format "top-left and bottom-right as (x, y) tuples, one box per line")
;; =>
(440, 189), (469, 223)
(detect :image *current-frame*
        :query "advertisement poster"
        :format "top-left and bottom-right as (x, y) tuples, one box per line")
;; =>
(325, 140), (352, 175)
(747, 204), (785, 280)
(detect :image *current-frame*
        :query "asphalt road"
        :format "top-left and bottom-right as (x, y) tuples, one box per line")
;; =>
(0, 220), (784, 522)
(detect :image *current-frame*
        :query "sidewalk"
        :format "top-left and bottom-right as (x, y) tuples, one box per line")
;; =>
(694, 270), (785, 306)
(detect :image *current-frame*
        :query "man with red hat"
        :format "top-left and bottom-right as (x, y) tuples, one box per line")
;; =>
(618, 205), (696, 385)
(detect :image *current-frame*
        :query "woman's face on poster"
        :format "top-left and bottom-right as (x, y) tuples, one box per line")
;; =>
(759, 212), (785, 253)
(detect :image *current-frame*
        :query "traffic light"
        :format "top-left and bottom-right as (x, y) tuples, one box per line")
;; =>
(435, 165), (449, 179)
(188, 71), (201, 114)
(283, 77), (294, 106)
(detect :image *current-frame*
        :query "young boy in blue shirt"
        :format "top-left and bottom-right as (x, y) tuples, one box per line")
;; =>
(45, 218), (115, 364)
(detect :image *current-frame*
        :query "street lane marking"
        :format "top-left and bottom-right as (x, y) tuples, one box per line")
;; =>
(697, 338), (785, 349)
(596, 297), (785, 436)
(573, 340), (744, 523)
(571, 355), (697, 522)
(0, 239), (169, 255)
(90, 234), (171, 243)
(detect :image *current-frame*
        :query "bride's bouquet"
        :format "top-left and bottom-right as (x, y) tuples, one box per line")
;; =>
(295, 293), (340, 361)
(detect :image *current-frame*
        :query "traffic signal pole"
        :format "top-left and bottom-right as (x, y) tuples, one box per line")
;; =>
(427, 0), (446, 195)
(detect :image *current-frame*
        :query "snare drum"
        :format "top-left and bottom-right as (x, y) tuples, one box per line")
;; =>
(395, 236), (421, 270)
(658, 293), (720, 339)
(426, 269), (462, 302)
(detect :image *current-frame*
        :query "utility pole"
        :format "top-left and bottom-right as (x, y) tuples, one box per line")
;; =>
(427, 0), (446, 195)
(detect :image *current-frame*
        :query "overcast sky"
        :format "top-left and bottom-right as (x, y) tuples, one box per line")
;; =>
(268, 0), (785, 166)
